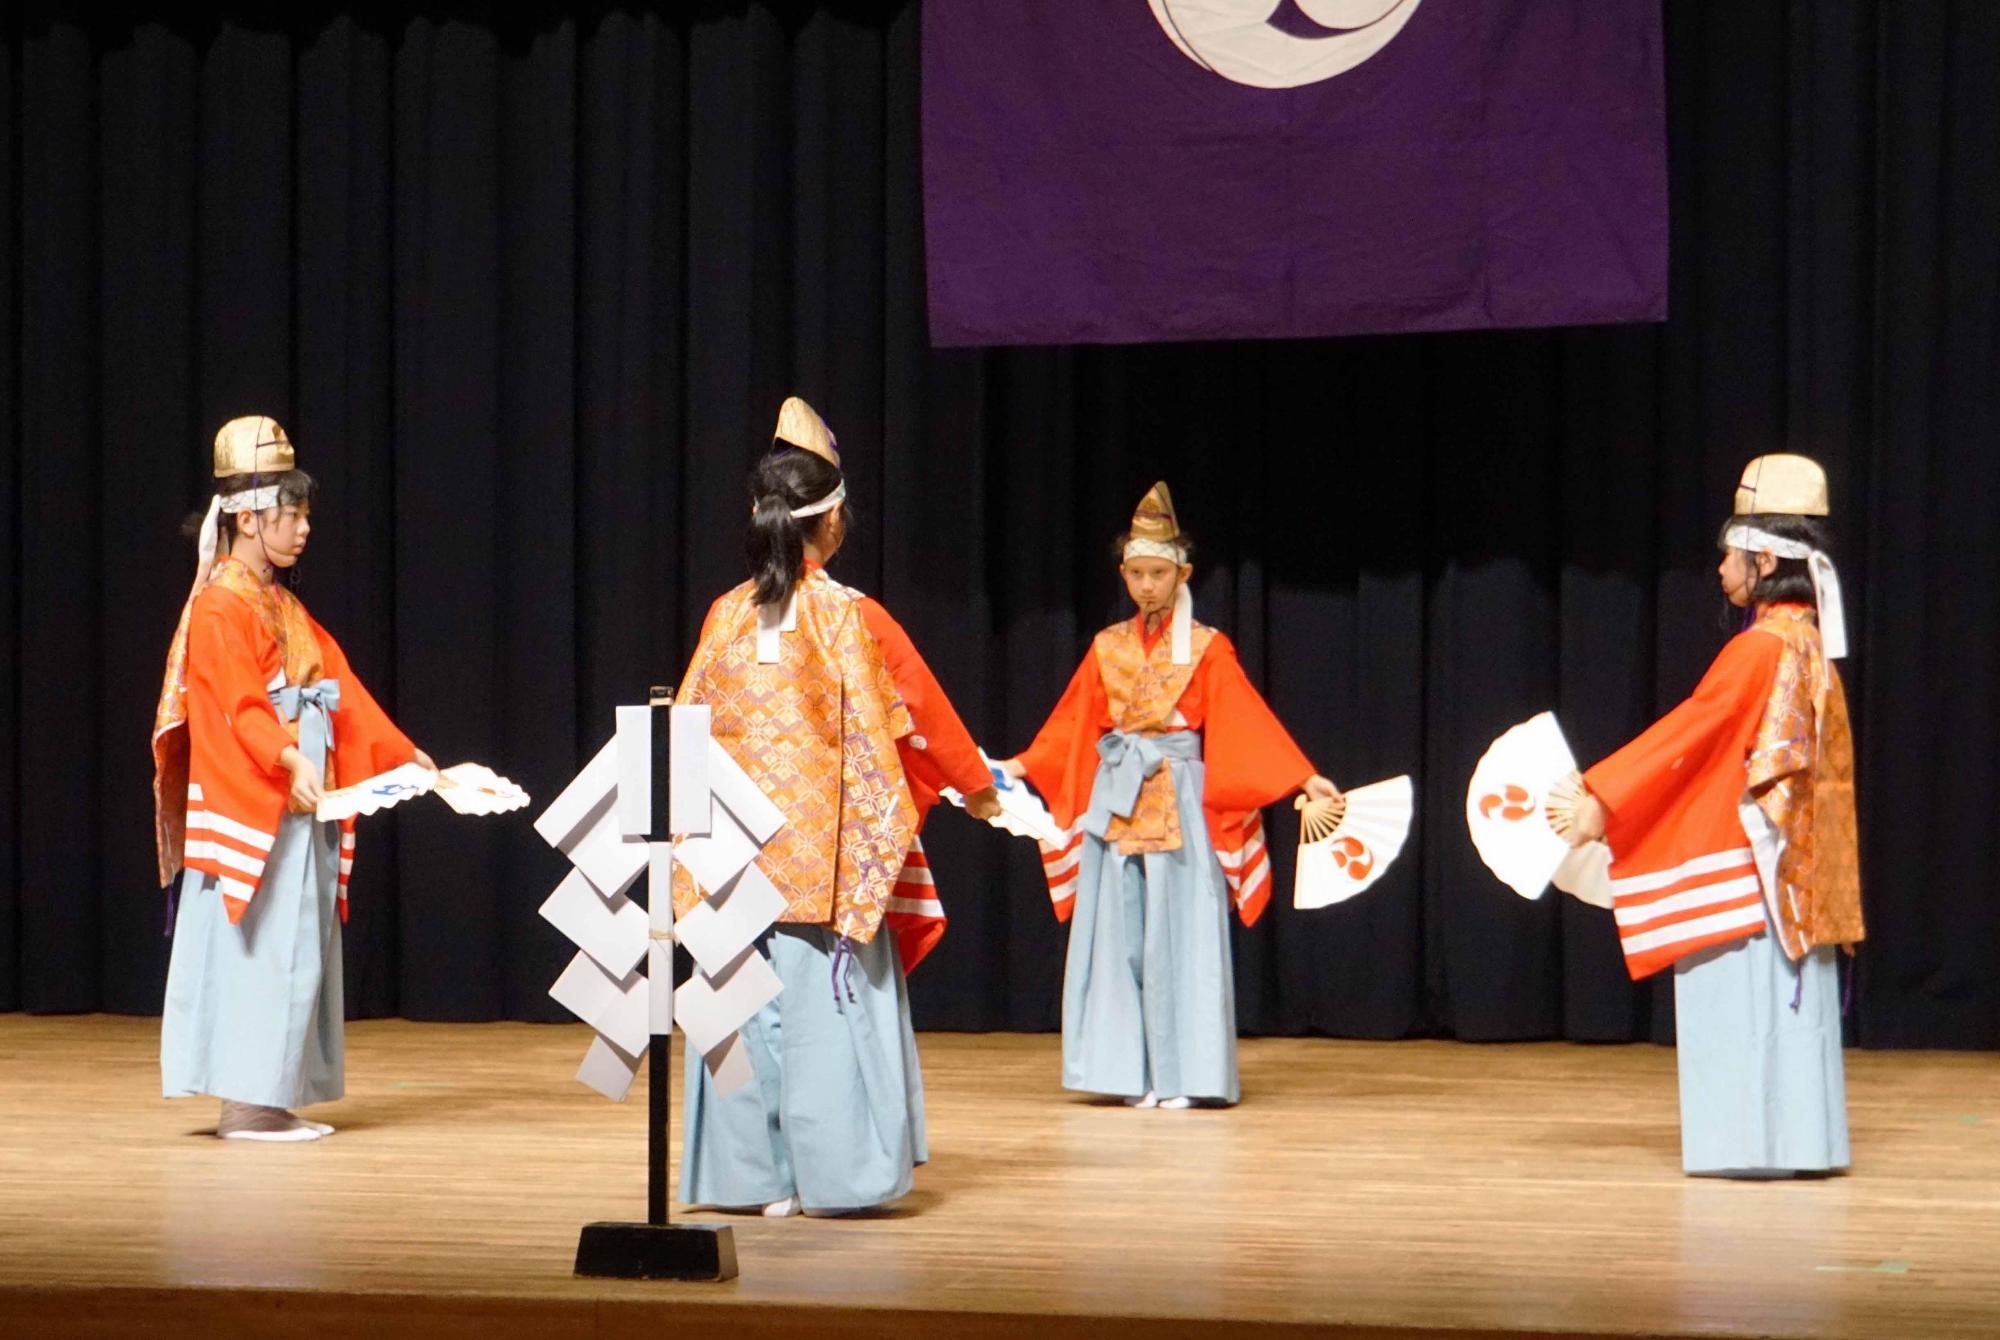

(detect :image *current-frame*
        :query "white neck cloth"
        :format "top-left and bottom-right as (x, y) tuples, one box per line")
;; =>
(1724, 524), (1848, 659)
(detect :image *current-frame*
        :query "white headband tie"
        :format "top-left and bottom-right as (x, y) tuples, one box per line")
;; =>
(789, 482), (846, 520)
(1724, 524), (1848, 660)
(187, 494), (224, 601)
(187, 486), (283, 599)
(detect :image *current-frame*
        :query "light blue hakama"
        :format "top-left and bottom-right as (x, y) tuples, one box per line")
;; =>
(1063, 730), (1239, 1105)
(160, 681), (346, 1111)
(679, 925), (927, 1213)
(1674, 922), (1849, 1176)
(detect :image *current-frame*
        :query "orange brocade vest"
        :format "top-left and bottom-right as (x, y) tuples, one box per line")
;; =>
(669, 569), (920, 945)
(1092, 619), (1217, 855)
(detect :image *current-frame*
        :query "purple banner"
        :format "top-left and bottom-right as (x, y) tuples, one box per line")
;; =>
(922, 1), (1667, 346)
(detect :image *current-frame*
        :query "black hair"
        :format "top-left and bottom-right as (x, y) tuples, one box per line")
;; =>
(746, 448), (843, 607)
(180, 469), (318, 553)
(1717, 511), (1829, 608)
(1110, 528), (1195, 564)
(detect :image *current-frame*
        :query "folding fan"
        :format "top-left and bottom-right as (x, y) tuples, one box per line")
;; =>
(433, 762), (531, 816)
(1293, 774), (1413, 909)
(941, 752), (1067, 847)
(1463, 712), (1579, 899)
(316, 761), (528, 822)
(1550, 833), (1615, 909)
(315, 761), (436, 822)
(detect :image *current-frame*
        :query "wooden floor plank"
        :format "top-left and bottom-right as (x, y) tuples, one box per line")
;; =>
(0, 1016), (1995, 1339)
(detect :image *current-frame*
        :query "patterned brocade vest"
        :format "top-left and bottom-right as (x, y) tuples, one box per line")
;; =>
(1747, 603), (1864, 958)
(1091, 618), (1217, 855)
(670, 570), (919, 944)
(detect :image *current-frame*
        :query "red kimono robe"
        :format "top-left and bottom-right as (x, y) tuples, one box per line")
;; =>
(856, 589), (992, 971)
(152, 556), (415, 923)
(1585, 603), (1864, 980)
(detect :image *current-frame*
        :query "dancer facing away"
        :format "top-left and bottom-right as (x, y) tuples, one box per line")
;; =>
(153, 417), (434, 1141)
(1556, 453), (1861, 1177)
(672, 396), (1001, 1217)
(995, 483), (1339, 1109)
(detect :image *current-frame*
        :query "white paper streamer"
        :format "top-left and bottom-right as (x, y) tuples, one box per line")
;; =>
(1170, 579), (1193, 666)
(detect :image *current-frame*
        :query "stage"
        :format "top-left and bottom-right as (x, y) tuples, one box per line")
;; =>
(0, 1017), (1995, 1339)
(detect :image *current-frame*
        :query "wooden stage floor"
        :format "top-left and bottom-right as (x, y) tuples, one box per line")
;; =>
(1, 1017), (1996, 1339)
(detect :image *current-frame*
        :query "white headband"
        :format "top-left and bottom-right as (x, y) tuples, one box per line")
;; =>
(219, 485), (282, 513)
(1122, 537), (1186, 564)
(789, 482), (846, 520)
(1724, 524), (1848, 659)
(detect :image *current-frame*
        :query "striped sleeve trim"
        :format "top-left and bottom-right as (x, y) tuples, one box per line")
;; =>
(185, 809), (275, 853)
(886, 894), (945, 919)
(1215, 813), (1269, 915)
(183, 840), (267, 880)
(1611, 848), (1755, 897)
(1613, 848), (1767, 978)
(216, 873), (257, 906)
(1040, 827), (1084, 910)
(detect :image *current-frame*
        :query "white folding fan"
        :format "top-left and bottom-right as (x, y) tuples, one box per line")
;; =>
(317, 761), (529, 822)
(942, 751), (1067, 847)
(1464, 711), (1612, 902)
(1293, 774), (1413, 909)
(316, 761), (437, 821)
(433, 762), (532, 816)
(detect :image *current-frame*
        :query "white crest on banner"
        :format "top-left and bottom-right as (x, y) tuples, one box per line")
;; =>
(1148, 0), (1424, 90)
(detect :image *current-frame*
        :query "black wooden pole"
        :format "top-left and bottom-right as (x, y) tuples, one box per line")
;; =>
(572, 687), (737, 1280)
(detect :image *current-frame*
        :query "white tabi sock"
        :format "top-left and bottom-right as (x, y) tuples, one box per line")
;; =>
(217, 1100), (324, 1142)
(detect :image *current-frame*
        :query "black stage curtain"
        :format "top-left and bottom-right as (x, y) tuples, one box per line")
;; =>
(2, 3), (1995, 1046)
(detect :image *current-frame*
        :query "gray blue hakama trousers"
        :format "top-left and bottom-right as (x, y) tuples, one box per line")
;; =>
(161, 682), (345, 1111)
(1063, 731), (1240, 1105)
(679, 925), (927, 1212)
(1674, 921), (1849, 1176)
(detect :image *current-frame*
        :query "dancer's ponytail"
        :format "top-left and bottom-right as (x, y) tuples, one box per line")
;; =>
(745, 449), (842, 607)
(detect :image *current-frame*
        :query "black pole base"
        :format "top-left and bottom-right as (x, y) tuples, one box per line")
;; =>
(574, 1221), (738, 1281)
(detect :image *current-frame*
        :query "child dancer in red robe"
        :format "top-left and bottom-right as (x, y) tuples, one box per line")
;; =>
(997, 483), (1337, 1108)
(1559, 454), (1861, 1175)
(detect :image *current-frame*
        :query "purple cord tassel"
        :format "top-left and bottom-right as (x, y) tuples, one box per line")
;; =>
(1790, 966), (1805, 1013)
(163, 882), (179, 938)
(830, 935), (860, 1008)
(1842, 955), (1856, 1017)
